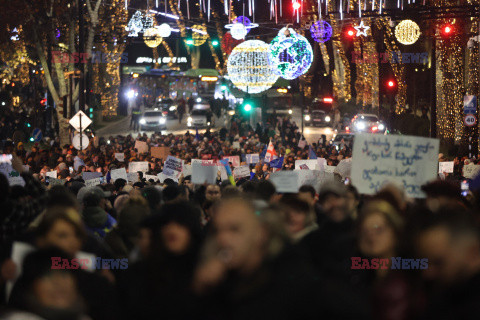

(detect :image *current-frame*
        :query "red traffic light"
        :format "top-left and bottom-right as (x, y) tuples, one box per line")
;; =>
(387, 80), (396, 88)
(346, 28), (355, 37)
(40, 98), (47, 106)
(292, 2), (301, 10)
(441, 24), (454, 36)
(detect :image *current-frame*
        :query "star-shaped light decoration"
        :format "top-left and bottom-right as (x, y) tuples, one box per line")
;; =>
(354, 20), (370, 37)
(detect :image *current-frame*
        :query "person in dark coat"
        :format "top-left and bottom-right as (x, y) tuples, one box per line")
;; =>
(117, 202), (204, 320)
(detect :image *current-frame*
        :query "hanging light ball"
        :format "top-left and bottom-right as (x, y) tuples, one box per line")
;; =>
(230, 24), (248, 40)
(143, 28), (163, 48)
(395, 20), (421, 45)
(310, 20), (332, 43)
(157, 23), (172, 38)
(227, 40), (279, 94)
(191, 24), (207, 46)
(269, 27), (313, 80)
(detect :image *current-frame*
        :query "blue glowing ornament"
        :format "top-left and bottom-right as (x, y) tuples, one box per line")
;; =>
(268, 28), (313, 80)
(235, 16), (252, 34)
(310, 20), (332, 43)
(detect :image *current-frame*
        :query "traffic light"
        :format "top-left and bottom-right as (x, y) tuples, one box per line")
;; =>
(387, 80), (396, 89)
(88, 107), (94, 119)
(212, 39), (219, 47)
(345, 27), (356, 38)
(441, 24), (454, 37)
(186, 39), (194, 45)
(243, 103), (252, 112)
(40, 98), (47, 106)
(242, 94), (253, 113)
(26, 122), (31, 128)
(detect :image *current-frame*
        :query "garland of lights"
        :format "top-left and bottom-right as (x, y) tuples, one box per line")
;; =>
(227, 40), (279, 94)
(268, 27), (313, 80)
(144, 28), (163, 48)
(126, 11), (154, 37)
(395, 20), (421, 45)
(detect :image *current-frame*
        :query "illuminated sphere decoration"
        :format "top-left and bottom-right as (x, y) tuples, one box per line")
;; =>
(227, 40), (279, 94)
(157, 23), (172, 38)
(395, 20), (421, 45)
(310, 20), (333, 43)
(269, 28), (313, 80)
(143, 28), (163, 48)
(230, 24), (248, 40)
(192, 25), (208, 46)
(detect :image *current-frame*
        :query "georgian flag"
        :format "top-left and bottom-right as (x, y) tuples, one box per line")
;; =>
(264, 141), (277, 163)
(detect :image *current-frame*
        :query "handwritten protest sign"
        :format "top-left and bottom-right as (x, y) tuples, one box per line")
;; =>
(299, 164), (310, 170)
(269, 171), (299, 193)
(114, 153), (125, 162)
(298, 140), (307, 149)
(134, 140), (148, 154)
(110, 168), (128, 182)
(233, 165), (251, 178)
(163, 156), (183, 177)
(85, 177), (102, 188)
(325, 165), (336, 173)
(151, 147), (170, 160)
(128, 161), (149, 173)
(145, 174), (159, 182)
(0, 163), (25, 186)
(246, 154), (260, 164)
(46, 171), (57, 179)
(351, 134), (439, 198)
(438, 161), (454, 173)
(82, 172), (102, 181)
(463, 164), (480, 179)
(295, 160), (318, 170)
(192, 162), (217, 184)
(222, 156), (240, 167)
(127, 172), (139, 183)
(298, 170), (322, 193)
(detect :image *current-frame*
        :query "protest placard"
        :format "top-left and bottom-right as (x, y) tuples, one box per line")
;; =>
(299, 164), (310, 170)
(145, 174), (159, 182)
(351, 134), (439, 198)
(298, 140), (307, 149)
(438, 161), (454, 173)
(295, 160), (318, 170)
(157, 172), (179, 183)
(182, 164), (192, 177)
(110, 168), (128, 182)
(127, 172), (139, 183)
(233, 165), (251, 178)
(222, 156), (240, 167)
(82, 171), (102, 180)
(151, 147), (170, 160)
(46, 171), (57, 179)
(269, 171), (299, 193)
(0, 163), (25, 186)
(317, 158), (327, 172)
(298, 170), (322, 193)
(85, 177), (102, 188)
(163, 156), (183, 177)
(114, 153), (125, 162)
(335, 159), (352, 178)
(246, 154), (260, 164)
(232, 141), (241, 149)
(463, 164), (480, 179)
(218, 165), (228, 181)
(192, 162), (217, 184)
(48, 178), (66, 186)
(325, 165), (336, 173)
(134, 140), (149, 154)
(128, 161), (149, 173)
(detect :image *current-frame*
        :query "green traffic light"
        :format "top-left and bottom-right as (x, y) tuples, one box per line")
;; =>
(89, 108), (93, 112)
(26, 123), (31, 128)
(186, 39), (194, 45)
(221, 85), (227, 91)
(212, 40), (219, 46)
(244, 104), (252, 112)
(29, 137), (34, 142)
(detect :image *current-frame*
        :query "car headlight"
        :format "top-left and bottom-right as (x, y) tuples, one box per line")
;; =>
(288, 109), (293, 114)
(378, 123), (385, 131)
(305, 115), (311, 121)
(187, 117), (192, 122)
(325, 116), (331, 122)
(139, 118), (146, 125)
(228, 110), (235, 116)
(159, 118), (166, 124)
(356, 122), (365, 130)
(207, 122), (211, 126)
(169, 106), (176, 111)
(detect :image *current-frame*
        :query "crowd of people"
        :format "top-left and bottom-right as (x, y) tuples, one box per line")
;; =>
(0, 120), (480, 320)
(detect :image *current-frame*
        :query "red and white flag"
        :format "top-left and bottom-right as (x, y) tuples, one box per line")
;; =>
(265, 141), (277, 163)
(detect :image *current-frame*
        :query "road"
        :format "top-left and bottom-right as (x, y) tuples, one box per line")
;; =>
(97, 107), (336, 143)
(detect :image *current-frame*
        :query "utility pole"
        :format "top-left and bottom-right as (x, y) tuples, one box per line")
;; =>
(78, 0), (86, 112)
(430, 37), (437, 138)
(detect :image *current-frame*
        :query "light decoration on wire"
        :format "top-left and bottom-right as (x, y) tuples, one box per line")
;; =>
(191, 25), (208, 46)
(227, 40), (279, 94)
(157, 23), (172, 38)
(395, 20), (421, 45)
(225, 16), (259, 40)
(354, 20), (370, 37)
(310, 20), (333, 43)
(143, 28), (163, 48)
(268, 27), (313, 80)
(126, 11), (154, 37)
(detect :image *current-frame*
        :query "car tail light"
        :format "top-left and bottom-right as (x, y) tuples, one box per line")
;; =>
(372, 126), (378, 132)
(162, 111), (168, 115)
(345, 126), (350, 132)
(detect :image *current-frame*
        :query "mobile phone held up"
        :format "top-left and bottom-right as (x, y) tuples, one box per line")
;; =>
(461, 180), (469, 197)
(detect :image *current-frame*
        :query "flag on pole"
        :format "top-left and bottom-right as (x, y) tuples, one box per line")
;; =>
(260, 145), (267, 161)
(270, 156), (284, 169)
(264, 141), (277, 162)
(195, 128), (201, 141)
(309, 145), (317, 159)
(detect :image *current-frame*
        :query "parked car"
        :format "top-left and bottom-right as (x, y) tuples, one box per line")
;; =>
(187, 109), (214, 128)
(330, 132), (355, 149)
(348, 113), (387, 134)
(304, 109), (332, 127)
(155, 99), (177, 119)
(139, 110), (167, 131)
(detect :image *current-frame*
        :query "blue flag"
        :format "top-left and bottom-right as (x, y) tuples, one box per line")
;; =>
(309, 146), (317, 159)
(270, 157), (284, 169)
(195, 128), (201, 141)
(259, 145), (267, 161)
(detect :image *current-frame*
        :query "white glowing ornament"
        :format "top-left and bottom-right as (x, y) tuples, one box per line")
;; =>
(354, 20), (370, 37)
(230, 24), (248, 40)
(157, 23), (172, 38)
(395, 20), (421, 45)
(227, 40), (279, 94)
